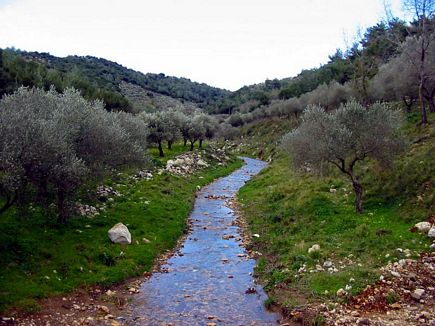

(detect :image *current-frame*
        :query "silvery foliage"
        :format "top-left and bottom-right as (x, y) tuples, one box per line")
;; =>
(0, 87), (148, 219)
(281, 101), (405, 173)
(140, 111), (167, 145)
(160, 109), (182, 144)
(299, 82), (353, 111)
(194, 113), (219, 141)
(370, 35), (435, 102)
(172, 110), (191, 143)
(187, 115), (206, 144)
(217, 123), (240, 140)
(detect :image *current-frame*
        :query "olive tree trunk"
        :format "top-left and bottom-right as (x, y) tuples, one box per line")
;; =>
(158, 141), (164, 157)
(190, 140), (196, 151)
(352, 179), (364, 214)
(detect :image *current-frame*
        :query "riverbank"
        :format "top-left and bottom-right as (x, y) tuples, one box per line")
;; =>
(0, 145), (242, 318)
(236, 115), (434, 324)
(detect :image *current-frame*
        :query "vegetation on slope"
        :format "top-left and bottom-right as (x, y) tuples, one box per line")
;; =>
(0, 48), (230, 111)
(238, 111), (434, 314)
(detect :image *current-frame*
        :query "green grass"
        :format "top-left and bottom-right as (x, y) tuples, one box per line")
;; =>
(0, 144), (242, 312)
(237, 111), (434, 308)
(235, 117), (298, 159)
(148, 142), (194, 164)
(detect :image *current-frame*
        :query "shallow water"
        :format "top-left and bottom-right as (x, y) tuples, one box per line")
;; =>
(127, 157), (280, 325)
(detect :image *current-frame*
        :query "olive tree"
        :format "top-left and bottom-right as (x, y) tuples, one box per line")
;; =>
(402, 0), (435, 123)
(186, 116), (206, 151)
(141, 112), (167, 157)
(281, 101), (405, 213)
(0, 87), (148, 222)
(217, 122), (240, 140)
(281, 98), (303, 117)
(195, 114), (219, 148)
(369, 53), (419, 111)
(173, 110), (191, 147)
(299, 82), (352, 111)
(160, 109), (181, 150)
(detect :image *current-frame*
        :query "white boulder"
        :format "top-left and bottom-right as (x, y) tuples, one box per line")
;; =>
(414, 222), (432, 233)
(428, 227), (435, 238)
(108, 223), (131, 244)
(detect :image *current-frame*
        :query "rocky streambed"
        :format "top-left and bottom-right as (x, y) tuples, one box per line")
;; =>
(125, 157), (280, 325)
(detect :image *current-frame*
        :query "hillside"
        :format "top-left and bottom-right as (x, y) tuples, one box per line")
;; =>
(0, 48), (231, 112)
(119, 81), (199, 113)
(236, 110), (434, 324)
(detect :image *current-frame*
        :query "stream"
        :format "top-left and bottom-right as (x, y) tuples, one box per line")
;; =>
(127, 157), (280, 325)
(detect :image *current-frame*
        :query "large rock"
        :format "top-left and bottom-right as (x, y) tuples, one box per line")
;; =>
(428, 227), (435, 238)
(108, 223), (131, 244)
(414, 222), (432, 233)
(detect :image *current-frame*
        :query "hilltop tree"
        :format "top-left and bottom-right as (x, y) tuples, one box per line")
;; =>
(282, 101), (405, 213)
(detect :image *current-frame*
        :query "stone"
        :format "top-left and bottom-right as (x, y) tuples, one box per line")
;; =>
(414, 222), (432, 233)
(390, 270), (400, 277)
(390, 303), (401, 309)
(411, 288), (425, 300)
(308, 244), (320, 254)
(323, 260), (333, 268)
(357, 318), (370, 325)
(108, 223), (131, 244)
(336, 288), (347, 297)
(98, 305), (110, 314)
(197, 159), (208, 167)
(428, 227), (435, 238)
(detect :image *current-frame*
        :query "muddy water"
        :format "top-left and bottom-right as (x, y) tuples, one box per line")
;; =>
(127, 158), (280, 325)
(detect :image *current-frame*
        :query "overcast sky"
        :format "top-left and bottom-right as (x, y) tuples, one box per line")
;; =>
(0, 0), (406, 90)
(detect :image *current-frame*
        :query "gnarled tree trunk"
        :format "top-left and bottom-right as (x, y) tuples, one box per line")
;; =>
(158, 141), (164, 157)
(351, 177), (364, 214)
(190, 140), (196, 151)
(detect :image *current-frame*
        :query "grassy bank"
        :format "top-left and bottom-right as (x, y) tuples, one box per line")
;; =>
(238, 112), (434, 313)
(0, 145), (242, 312)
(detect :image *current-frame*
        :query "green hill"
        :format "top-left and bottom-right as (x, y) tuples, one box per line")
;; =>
(0, 48), (231, 112)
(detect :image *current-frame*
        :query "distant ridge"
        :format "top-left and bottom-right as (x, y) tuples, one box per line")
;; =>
(0, 48), (231, 112)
